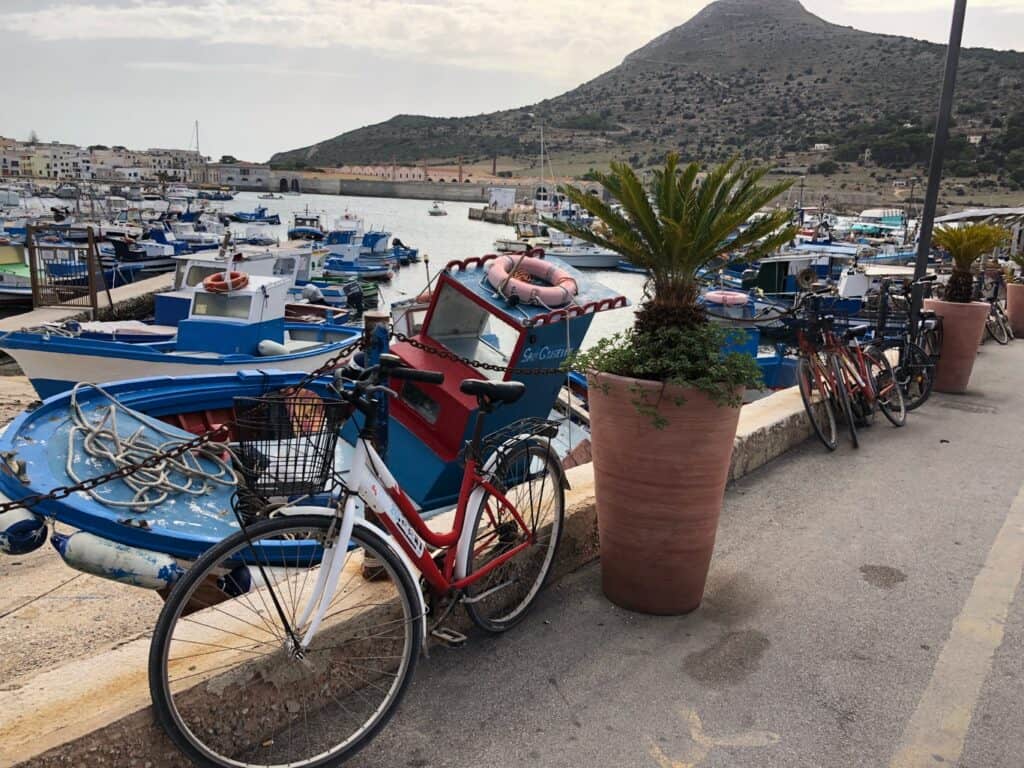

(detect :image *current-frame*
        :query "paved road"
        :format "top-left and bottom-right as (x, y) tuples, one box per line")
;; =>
(347, 341), (1024, 768)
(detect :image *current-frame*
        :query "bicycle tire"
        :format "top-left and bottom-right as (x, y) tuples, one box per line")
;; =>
(797, 355), (837, 451)
(866, 347), (907, 427)
(830, 354), (859, 449)
(893, 340), (934, 412)
(464, 441), (565, 632)
(986, 311), (1010, 345)
(149, 516), (423, 768)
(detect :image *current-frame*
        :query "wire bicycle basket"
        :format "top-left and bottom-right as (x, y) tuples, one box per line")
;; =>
(232, 393), (351, 512)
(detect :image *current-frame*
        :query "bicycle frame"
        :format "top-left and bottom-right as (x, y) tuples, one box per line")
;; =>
(297, 431), (536, 649)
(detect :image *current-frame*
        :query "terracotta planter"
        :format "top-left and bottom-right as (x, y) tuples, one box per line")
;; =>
(923, 299), (989, 394)
(1006, 283), (1024, 338)
(588, 372), (741, 614)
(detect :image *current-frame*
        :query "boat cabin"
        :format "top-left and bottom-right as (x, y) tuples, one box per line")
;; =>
(155, 248), (311, 325)
(177, 275), (289, 355)
(360, 254), (627, 511)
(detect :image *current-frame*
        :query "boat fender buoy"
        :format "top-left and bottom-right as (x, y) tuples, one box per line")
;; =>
(485, 254), (578, 308)
(0, 509), (48, 555)
(703, 290), (750, 306)
(203, 271), (249, 293)
(51, 531), (184, 589)
(257, 339), (289, 357)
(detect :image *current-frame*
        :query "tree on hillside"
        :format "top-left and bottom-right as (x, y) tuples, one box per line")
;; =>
(219, 155), (239, 164)
(27, 130), (39, 145)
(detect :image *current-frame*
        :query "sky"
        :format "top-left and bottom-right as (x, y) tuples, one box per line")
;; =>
(3, 0), (1022, 163)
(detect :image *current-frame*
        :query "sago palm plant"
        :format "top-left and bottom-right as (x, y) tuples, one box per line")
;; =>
(546, 154), (796, 402)
(932, 223), (1009, 302)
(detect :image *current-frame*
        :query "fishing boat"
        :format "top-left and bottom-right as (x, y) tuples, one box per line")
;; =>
(495, 222), (553, 253)
(0, 273), (362, 399)
(240, 226), (277, 246)
(0, 237), (31, 305)
(197, 189), (234, 201)
(616, 260), (649, 275)
(543, 239), (620, 269)
(258, 193), (284, 200)
(0, 254), (625, 585)
(287, 210), (326, 241)
(229, 205), (281, 225)
(428, 200), (448, 216)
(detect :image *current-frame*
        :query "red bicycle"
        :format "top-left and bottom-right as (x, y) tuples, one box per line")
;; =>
(797, 309), (906, 451)
(149, 355), (566, 767)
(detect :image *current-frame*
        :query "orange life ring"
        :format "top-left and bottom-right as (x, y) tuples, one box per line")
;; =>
(203, 271), (249, 293)
(486, 254), (578, 307)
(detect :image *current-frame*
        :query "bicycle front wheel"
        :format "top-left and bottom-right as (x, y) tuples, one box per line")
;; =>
(797, 355), (837, 451)
(464, 441), (565, 633)
(867, 347), (907, 427)
(149, 516), (424, 768)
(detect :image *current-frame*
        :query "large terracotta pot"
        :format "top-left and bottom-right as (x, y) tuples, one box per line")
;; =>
(923, 299), (989, 394)
(1006, 283), (1024, 338)
(588, 372), (741, 614)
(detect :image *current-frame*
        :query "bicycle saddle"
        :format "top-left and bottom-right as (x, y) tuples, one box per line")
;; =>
(843, 324), (870, 341)
(460, 379), (526, 406)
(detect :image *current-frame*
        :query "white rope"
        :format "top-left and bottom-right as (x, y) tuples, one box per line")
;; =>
(65, 382), (238, 511)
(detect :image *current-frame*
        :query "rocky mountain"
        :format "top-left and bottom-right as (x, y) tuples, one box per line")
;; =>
(270, 0), (1024, 187)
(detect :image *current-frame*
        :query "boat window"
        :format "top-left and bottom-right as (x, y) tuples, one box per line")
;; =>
(274, 257), (296, 276)
(185, 265), (228, 287)
(425, 283), (521, 381)
(192, 292), (252, 319)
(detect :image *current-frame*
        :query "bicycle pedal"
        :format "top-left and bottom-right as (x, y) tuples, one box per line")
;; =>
(430, 627), (468, 648)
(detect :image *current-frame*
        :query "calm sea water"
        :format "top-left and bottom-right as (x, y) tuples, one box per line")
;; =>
(227, 191), (645, 347)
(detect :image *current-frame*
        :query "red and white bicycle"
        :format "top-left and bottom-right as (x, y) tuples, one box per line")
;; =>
(149, 354), (566, 767)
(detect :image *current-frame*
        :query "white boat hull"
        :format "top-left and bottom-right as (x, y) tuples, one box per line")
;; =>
(7, 346), (348, 399)
(544, 248), (621, 269)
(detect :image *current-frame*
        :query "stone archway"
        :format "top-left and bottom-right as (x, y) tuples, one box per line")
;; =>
(278, 178), (288, 193)
(290, 178), (300, 193)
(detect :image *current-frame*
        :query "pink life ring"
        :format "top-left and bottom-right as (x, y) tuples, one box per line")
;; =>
(486, 254), (579, 307)
(704, 290), (749, 306)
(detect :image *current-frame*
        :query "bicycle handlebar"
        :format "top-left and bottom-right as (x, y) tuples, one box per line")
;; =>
(389, 367), (445, 385)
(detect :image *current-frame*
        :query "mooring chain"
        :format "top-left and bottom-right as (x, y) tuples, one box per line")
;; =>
(389, 331), (564, 376)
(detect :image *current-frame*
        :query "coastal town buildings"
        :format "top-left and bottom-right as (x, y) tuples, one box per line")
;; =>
(0, 137), (207, 182)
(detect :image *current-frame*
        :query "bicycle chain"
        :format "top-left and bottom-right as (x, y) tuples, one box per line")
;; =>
(0, 426), (229, 516)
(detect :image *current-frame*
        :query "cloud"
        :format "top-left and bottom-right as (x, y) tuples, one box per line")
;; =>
(5, 0), (700, 81)
(127, 60), (354, 79)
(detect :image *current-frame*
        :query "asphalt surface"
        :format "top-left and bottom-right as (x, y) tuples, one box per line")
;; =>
(346, 341), (1024, 768)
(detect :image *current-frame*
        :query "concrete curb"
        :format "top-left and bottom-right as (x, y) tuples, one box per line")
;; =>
(0, 388), (812, 767)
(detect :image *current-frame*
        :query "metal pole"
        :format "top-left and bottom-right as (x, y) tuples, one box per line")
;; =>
(913, 0), (967, 282)
(910, 0), (967, 340)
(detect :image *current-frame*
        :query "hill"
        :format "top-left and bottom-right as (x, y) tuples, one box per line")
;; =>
(270, 0), (1024, 189)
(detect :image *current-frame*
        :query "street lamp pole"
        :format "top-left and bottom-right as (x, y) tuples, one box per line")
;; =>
(910, 0), (968, 336)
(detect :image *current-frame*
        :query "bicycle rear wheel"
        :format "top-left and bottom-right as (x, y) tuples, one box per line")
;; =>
(866, 347), (907, 427)
(464, 441), (565, 633)
(149, 516), (423, 768)
(830, 354), (859, 449)
(892, 340), (934, 411)
(986, 309), (1010, 345)
(797, 355), (837, 451)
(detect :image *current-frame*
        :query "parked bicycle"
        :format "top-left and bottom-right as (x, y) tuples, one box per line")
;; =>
(149, 354), (566, 767)
(795, 296), (906, 451)
(978, 270), (1013, 345)
(864, 276), (940, 411)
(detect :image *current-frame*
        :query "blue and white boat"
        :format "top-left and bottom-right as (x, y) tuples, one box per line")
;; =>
(0, 254), (624, 583)
(0, 272), (361, 398)
(229, 206), (280, 225)
(287, 210), (326, 241)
